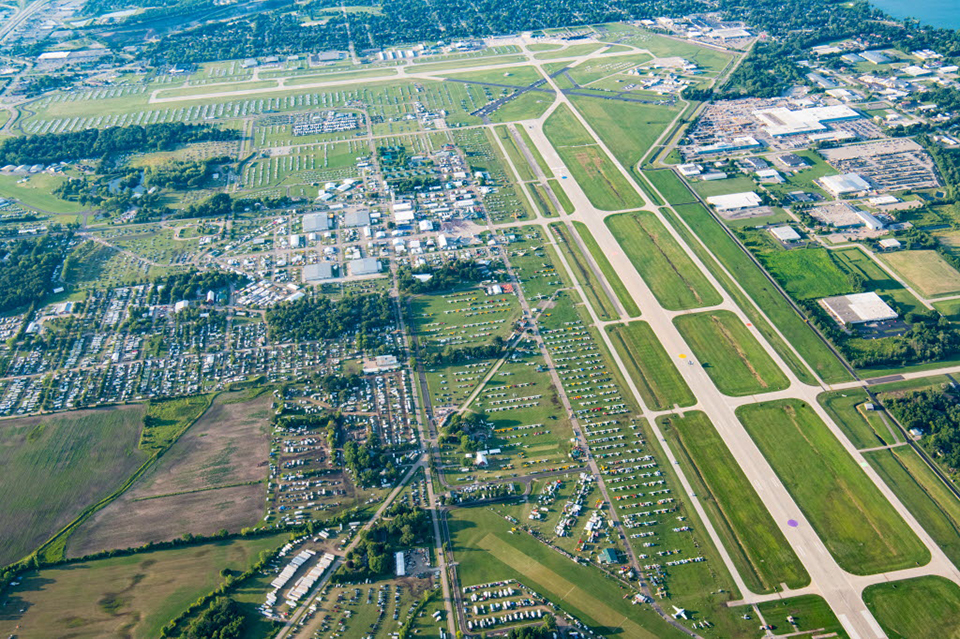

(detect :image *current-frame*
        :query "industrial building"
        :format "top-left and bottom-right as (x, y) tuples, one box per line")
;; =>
(752, 105), (861, 137)
(706, 192), (762, 211)
(769, 226), (801, 244)
(348, 257), (381, 276)
(819, 173), (871, 197)
(820, 292), (898, 326)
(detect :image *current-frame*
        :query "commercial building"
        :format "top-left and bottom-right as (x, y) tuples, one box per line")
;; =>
(753, 105), (861, 137)
(819, 173), (871, 197)
(706, 192), (762, 211)
(769, 226), (801, 243)
(343, 210), (371, 228)
(820, 292), (898, 326)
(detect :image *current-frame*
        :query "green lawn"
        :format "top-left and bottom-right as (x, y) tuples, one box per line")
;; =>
(0, 535), (287, 639)
(672, 202), (852, 384)
(0, 173), (86, 214)
(569, 95), (679, 169)
(645, 169), (696, 205)
(607, 321), (695, 410)
(550, 222), (616, 320)
(542, 102), (594, 146)
(757, 595), (848, 638)
(0, 406), (148, 567)
(863, 576), (960, 639)
(865, 446), (960, 571)
(819, 389), (901, 449)
(737, 399), (930, 575)
(573, 221), (639, 316)
(607, 211), (722, 311)
(658, 412), (809, 594)
(674, 311), (789, 396)
(690, 176), (758, 198)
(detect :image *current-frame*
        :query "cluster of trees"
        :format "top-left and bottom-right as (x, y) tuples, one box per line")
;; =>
(55, 175), (172, 221)
(921, 135), (960, 201)
(337, 503), (430, 580)
(149, 269), (241, 304)
(0, 235), (65, 313)
(0, 123), (236, 166)
(20, 73), (78, 97)
(506, 622), (557, 639)
(440, 411), (491, 452)
(422, 336), (506, 368)
(717, 41), (804, 99)
(884, 388), (960, 473)
(265, 293), (393, 343)
(182, 597), (245, 639)
(144, 157), (231, 190)
(343, 435), (398, 487)
(275, 411), (343, 451)
(172, 192), (294, 220)
(398, 259), (492, 293)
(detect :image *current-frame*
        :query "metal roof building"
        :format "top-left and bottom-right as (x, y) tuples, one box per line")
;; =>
(348, 257), (381, 276)
(302, 212), (330, 232)
(820, 292), (898, 326)
(302, 262), (335, 281)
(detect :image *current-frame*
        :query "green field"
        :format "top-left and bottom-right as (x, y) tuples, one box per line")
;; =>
(737, 399), (930, 575)
(757, 595), (848, 638)
(0, 173), (87, 214)
(572, 221), (640, 316)
(0, 406), (148, 566)
(863, 576), (960, 639)
(866, 445), (960, 570)
(819, 389), (901, 449)
(832, 247), (927, 317)
(674, 311), (789, 396)
(569, 95), (679, 169)
(645, 169), (696, 205)
(760, 248), (853, 301)
(672, 202), (851, 383)
(658, 412), (809, 593)
(607, 321), (695, 410)
(0, 535), (286, 639)
(449, 506), (688, 638)
(607, 211), (722, 310)
(543, 104), (644, 211)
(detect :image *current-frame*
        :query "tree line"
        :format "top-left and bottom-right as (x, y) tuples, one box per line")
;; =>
(265, 293), (394, 343)
(0, 122), (237, 166)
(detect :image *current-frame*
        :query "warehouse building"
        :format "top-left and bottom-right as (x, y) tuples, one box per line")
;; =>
(706, 191), (762, 211)
(343, 210), (371, 228)
(820, 173), (871, 197)
(820, 292), (898, 327)
(302, 262), (335, 282)
(769, 226), (802, 244)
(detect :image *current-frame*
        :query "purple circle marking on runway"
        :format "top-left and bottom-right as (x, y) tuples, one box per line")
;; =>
(787, 519), (799, 528)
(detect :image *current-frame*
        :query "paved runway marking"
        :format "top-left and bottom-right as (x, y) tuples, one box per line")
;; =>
(838, 614), (864, 639)
(861, 609), (886, 638)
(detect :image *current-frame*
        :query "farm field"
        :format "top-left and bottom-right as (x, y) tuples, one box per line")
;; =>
(863, 576), (960, 639)
(674, 311), (789, 396)
(572, 221), (639, 316)
(737, 399), (930, 575)
(607, 211), (722, 310)
(543, 104), (644, 211)
(606, 321), (695, 410)
(671, 202), (851, 383)
(67, 391), (270, 557)
(881, 250), (960, 298)
(756, 595), (848, 638)
(0, 406), (148, 566)
(658, 411), (809, 594)
(865, 445), (960, 570)
(0, 535), (287, 639)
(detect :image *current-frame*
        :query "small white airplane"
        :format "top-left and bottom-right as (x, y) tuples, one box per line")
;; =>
(672, 606), (689, 620)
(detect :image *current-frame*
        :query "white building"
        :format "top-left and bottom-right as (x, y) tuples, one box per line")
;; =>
(706, 192), (762, 211)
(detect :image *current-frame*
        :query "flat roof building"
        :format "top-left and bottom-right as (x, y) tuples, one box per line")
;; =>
(706, 192), (762, 211)
(348, 257), (381, 276)
(820, 292), (898, 326)
(303, 212), (330, 232)
(303, 262), (335, 282)
(820, 173), (871, 197)
(769, 226), (801, 243)
(343, 210), (371, 228)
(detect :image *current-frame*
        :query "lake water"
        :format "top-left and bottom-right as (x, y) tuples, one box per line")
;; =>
(869, 0), (960, 30)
